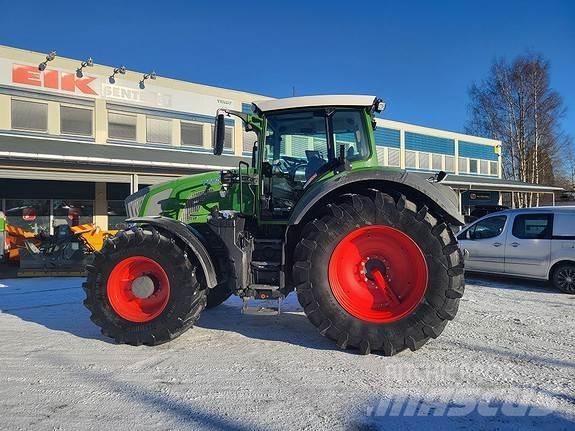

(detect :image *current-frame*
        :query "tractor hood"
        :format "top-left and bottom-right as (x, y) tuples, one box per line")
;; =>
(125, 170), (234, 223)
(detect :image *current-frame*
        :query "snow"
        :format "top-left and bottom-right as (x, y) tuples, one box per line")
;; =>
(0, 275), (574, 430)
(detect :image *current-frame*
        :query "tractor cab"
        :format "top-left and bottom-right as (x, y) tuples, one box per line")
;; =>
(213, 95), (384, 221)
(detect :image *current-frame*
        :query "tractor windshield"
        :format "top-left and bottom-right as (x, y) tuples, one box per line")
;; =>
(262, 108), (369, 218)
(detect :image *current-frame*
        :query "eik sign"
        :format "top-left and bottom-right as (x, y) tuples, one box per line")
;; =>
(0, 59), (238, 114)
(12, 64), (98, 95)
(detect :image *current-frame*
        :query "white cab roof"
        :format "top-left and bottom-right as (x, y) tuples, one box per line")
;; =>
(253, 95), (377, 113)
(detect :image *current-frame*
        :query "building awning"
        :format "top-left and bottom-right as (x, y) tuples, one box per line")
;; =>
(0, 133), (244, 173)
(443, 174), (562, 193)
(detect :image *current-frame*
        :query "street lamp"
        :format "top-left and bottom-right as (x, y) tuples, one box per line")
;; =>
(76, 57), (94, 78)
(109, 66), (126, 84)
(38, 51), (56, 71)
(139, 71), (156, 89)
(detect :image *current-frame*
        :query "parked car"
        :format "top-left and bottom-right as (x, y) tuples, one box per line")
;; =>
(457, 206), (575, 293)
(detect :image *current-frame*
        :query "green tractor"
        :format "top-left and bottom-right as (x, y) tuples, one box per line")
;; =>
(84, 95), (465, 355)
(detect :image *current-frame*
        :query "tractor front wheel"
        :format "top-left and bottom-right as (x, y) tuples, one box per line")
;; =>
(83, 227), (207, 345)
(293, 192), (464, 355)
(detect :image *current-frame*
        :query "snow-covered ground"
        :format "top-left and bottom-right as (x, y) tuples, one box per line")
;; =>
(0, 275), (573, 430)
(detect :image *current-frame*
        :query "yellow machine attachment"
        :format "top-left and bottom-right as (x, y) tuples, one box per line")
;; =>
(4, 223), (117, 262)
(4, 224), (40, 262)
(69, 224), (118, 253)
(1, 222), (119, 277)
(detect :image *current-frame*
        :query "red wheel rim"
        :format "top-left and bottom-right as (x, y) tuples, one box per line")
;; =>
(328, 225), (428, 323)
(107, 256), (171, 323)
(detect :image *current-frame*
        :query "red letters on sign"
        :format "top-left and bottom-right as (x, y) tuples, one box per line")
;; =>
(12, 64), (98, 95)
(43, 70), (59, 89)
(12, 65), (41, 87)
(60, 72), (97, 95)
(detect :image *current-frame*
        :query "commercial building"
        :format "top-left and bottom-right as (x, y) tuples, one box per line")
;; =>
(0, 45), (560, 234)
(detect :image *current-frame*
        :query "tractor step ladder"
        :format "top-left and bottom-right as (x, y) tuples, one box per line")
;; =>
(242, 284), (283, 315)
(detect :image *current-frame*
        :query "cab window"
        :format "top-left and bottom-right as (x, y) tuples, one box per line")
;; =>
(264, 109), (328, 183)
(332, 110), (370, 161)
(261, 108), (369, 219)
(461, 215), (506, 240)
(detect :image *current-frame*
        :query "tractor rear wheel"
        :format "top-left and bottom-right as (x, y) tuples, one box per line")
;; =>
(293, 192), (464, 355)
(83, 227), (207, 345)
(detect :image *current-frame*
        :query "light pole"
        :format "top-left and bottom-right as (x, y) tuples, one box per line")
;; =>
(109, 66), (126, 84)
(38, 51), (56, 71)
(139, 71), (156, 89)
(76, 57), (94, 78)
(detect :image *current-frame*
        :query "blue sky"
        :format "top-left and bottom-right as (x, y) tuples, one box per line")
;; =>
(0, 0), (573, 140)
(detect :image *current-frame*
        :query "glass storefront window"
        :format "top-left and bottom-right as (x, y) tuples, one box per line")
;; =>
(107, 200), (127, 230)
(469, 159), (478, 174)
(61, 105), (93, 136)
(147, 117), (172, 145)
(181, 122), (203, 148)
(52, 200), (93, 228)
(11, 99), (48, 132)
(5, 199), (51, 234)
(109, 112), (137, 141)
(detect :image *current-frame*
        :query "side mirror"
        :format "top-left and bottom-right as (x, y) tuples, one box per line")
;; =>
(213, 114), (226, 155)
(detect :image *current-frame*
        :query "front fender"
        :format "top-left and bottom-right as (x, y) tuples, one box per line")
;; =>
(288, 168), (464, 226)
(127, 216), (218, 288)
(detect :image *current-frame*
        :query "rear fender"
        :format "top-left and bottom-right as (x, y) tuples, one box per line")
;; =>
(127, 216), (218, 288)
(288, 169), (464, 227)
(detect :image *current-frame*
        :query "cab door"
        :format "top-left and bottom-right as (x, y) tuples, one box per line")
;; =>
(259, 109), (371, 221)
(260, 109), (330, 220)
(504, 213), (552, 278)
(457, 215), (507, 273)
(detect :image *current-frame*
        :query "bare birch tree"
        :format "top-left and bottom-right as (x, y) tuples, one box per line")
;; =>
(466, 53), (567, 207)
(562, 143), (575, 192)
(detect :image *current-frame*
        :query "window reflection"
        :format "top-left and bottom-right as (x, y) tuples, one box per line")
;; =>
(5, 199), (51, 234)
(52, 200), (94, 227)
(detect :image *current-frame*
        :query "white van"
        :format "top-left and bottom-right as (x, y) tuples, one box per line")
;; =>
(457, 207), (575, 293)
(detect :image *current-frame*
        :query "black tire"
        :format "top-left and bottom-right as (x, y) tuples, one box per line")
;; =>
(83, 226), (207, 345)
(293, 192), (465, 355)
(551, 262), (575, 294)
(199, 227), (236, 309)
(206, 257), (235, 309)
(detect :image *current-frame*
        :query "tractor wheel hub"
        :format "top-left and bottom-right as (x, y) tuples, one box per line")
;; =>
(131, 276), (156, 299)
(363, 257), (389, 283)
(107, 256), (171, 323)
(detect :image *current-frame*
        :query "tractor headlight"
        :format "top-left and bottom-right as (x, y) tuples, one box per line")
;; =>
(373, 98), (386, 113)
(125, 186), (150, 218)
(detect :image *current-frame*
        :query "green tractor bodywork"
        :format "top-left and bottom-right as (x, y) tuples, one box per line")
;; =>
(85, 95), (465, 355)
